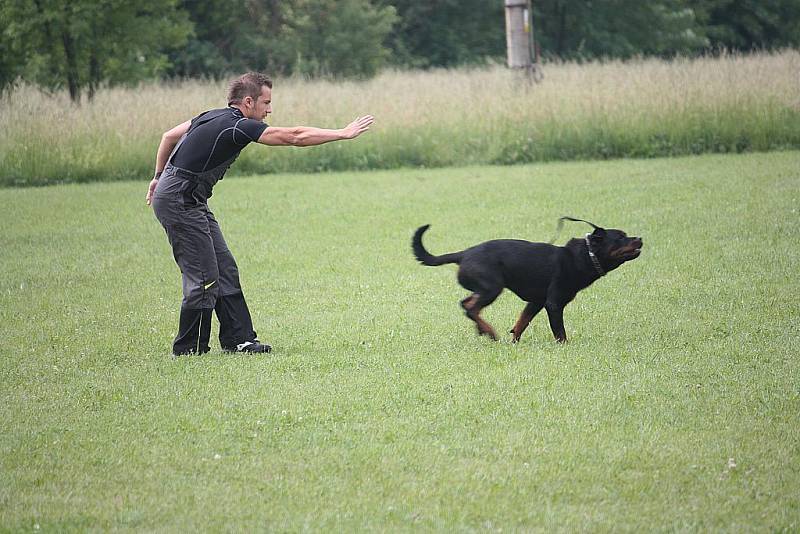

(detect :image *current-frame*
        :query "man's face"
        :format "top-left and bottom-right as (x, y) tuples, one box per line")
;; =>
(245, 86), (272, 121)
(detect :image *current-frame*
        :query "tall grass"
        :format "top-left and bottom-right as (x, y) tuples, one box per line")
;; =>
(1, 50), (798, 186)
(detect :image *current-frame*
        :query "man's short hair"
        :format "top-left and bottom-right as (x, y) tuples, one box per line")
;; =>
(227, 72), (273, 105)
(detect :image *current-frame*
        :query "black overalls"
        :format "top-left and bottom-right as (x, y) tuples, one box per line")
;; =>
(151, 108), (266, 355)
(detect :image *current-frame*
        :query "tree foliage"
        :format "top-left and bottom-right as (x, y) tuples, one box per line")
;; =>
(1, 0), (191, 101)
(375, 0), (506, 68)
(294, 0), (398, 77)
(1, 0), (799, 99)
(533, 0), (709, 59)
(169, 0), (397, 78)
(690, 0), (800, 50)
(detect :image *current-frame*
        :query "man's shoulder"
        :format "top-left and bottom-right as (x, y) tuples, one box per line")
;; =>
(235, 117), (268, 142)
(192, 107), (231, 123)
(189, 107), (266, 142)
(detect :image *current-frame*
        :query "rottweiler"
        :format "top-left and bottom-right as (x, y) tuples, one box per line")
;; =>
(412, 217), (643, 343)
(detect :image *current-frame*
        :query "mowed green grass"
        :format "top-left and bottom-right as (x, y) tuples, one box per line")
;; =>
(1, 152), (798, 531)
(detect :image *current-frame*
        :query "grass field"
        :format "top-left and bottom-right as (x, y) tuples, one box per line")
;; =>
(1, 50), (799, 186)
(1, 151), (799, 530)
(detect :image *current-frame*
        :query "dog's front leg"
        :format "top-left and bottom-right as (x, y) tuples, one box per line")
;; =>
(510, 301), (543, 342)
(544, 301), (567, 343)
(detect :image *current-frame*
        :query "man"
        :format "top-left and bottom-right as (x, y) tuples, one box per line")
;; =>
(146, 72), (373, 356)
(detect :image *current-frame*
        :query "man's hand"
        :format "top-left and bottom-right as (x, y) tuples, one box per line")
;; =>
(145, 177), (159, 206)
(341, 115), (374, 139)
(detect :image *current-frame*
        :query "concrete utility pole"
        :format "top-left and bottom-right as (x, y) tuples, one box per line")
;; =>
(504, 0), (542, 81)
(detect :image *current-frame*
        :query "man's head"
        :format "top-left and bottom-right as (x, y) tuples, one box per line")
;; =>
(227, 72), (273, 121)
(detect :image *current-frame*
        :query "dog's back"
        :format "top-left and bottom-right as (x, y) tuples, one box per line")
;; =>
(458, 239), (562, 302)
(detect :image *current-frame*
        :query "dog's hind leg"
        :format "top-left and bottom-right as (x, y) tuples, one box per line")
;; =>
(460, 289), (502, 341)
(510, 301), (543, 343)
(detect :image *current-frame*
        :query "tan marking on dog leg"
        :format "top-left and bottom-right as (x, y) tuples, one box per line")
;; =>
(511, 302), (541, 342)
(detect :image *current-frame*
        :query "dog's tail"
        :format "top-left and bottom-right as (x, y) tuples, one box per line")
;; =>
(412, 225), (464, 266)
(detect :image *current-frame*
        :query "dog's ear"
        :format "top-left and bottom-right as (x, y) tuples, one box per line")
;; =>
(560, 216), (605, 232)
(550, 216), (606, 244)
(589, 231), (604, 245)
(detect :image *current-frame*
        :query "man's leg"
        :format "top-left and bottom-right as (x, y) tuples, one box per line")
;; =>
(173, 308), (213, 355)
(207, 211), (271, 353)
(159, 206), (220, 355)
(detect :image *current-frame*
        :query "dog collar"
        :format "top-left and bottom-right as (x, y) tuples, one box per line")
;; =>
(585, 234), (606, 277)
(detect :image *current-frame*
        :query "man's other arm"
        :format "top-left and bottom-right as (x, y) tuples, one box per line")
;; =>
(146, 120), (191, 205)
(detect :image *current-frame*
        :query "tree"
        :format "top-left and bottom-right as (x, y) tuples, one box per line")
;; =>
(532, 0), (708, 60)
(169, 0), (254, 78)
(374, 0), (709, 67)
(376, 0), (506, 68)
(0, 26), (23, 92)
(689, 0), (800, 50)
(169, 0), (397, 79)
(1, 0), (191, 102)
(293, 0), (398, 77)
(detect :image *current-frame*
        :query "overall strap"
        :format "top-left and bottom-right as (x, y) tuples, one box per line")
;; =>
(166, 132), (189, 166)
(196, 154), (239, 182)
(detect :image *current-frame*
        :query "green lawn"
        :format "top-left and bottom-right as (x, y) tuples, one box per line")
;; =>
(1, 152), (799, 531)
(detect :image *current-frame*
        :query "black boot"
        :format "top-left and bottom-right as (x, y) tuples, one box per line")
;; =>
(173, 308), (213, 355)
(216, 293), (263, 350)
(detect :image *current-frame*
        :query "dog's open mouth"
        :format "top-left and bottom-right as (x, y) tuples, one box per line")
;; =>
(615, 240), (643, 260)
(626, 240), (644, 259)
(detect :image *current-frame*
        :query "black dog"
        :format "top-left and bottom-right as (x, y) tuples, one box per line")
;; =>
(412, 217), (643, 343)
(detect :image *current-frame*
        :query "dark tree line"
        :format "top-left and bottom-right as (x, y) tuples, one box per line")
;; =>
(2, 0), (798, 102)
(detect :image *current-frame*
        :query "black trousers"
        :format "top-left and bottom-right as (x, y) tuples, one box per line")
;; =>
(152, 189), (257, 354)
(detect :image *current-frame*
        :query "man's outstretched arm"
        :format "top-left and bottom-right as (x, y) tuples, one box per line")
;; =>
(146, 120), (191, 205)
(257, 115), (374, 147)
